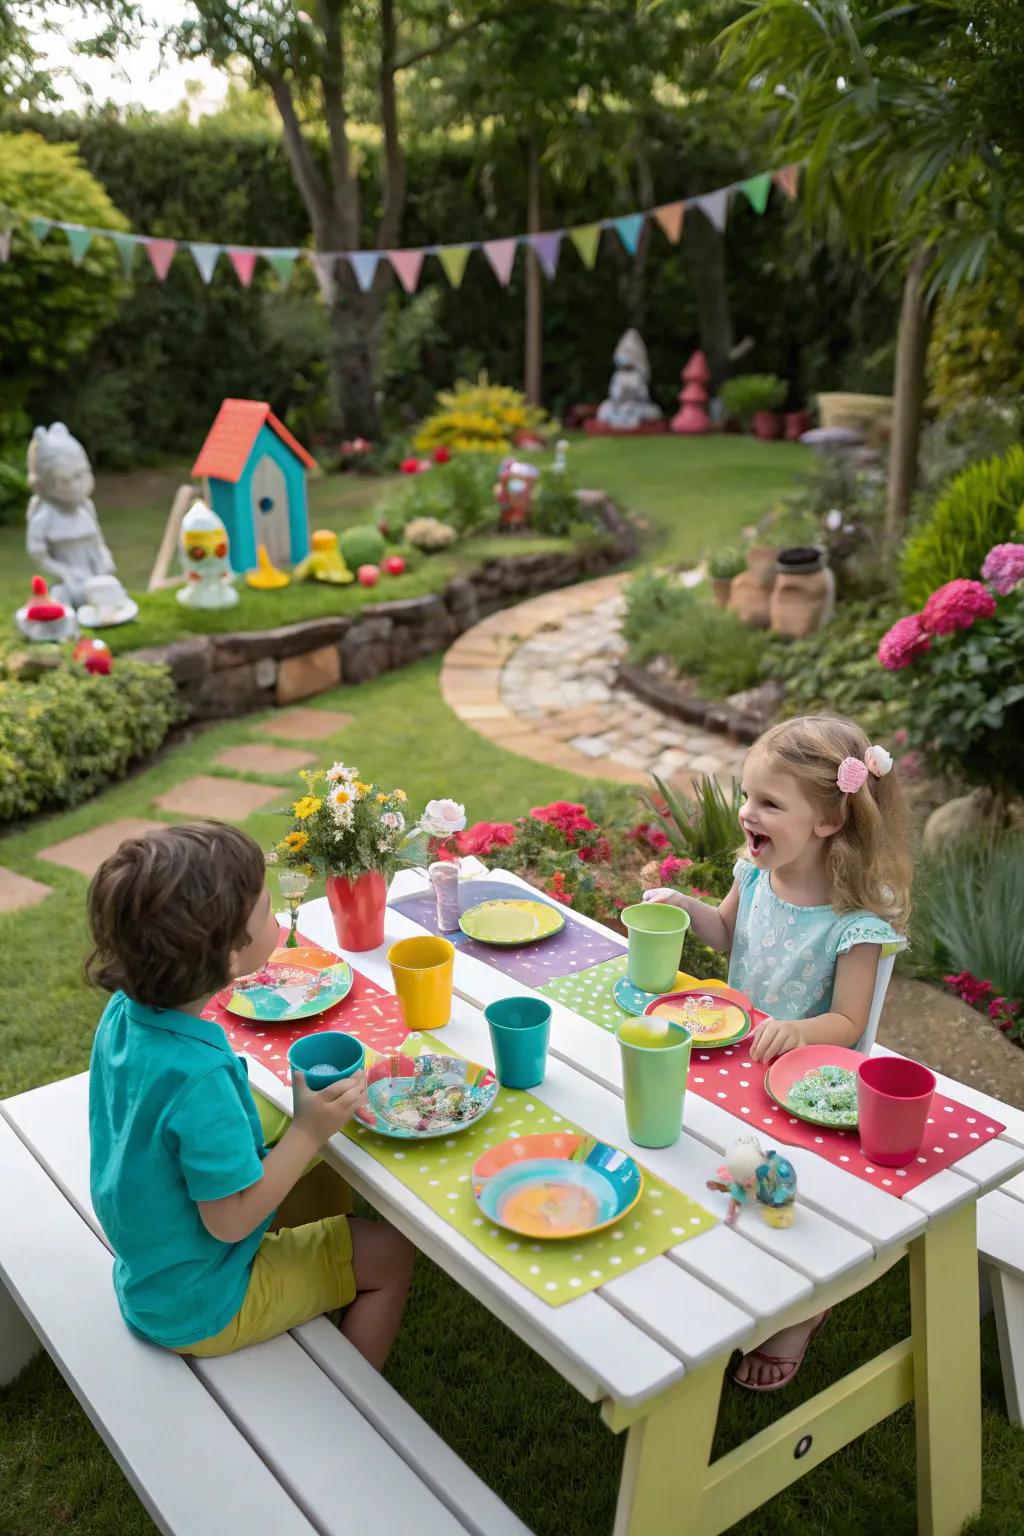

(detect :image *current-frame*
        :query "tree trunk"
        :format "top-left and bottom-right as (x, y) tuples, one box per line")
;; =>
(524, 135), (543, 406)
(684, 214), (733, 392)
(328, 284), (381, 439)
(886, 246), (933, 538)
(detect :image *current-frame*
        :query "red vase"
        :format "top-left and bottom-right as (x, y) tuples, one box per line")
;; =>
(753, 410), (783, 440)
(326, 869), (387, 951)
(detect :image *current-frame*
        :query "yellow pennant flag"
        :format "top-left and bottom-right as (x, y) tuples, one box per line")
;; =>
(438, 245), (471, 288)
(568, 224), (601, 269)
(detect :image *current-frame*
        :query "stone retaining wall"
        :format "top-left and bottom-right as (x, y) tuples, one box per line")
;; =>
(134, 493), (636, 721)
(616, 662), (764, 745)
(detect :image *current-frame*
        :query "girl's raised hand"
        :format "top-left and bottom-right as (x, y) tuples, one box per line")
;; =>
(748, 1017), (803, 1063)
(642, 888), (686, 906)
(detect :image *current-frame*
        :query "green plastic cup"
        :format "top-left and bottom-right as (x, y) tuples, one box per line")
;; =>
(621, 902), (690, 993)
(617, 1018), (692, 1148)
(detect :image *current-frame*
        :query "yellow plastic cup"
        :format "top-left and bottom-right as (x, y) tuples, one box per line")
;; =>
(388, 935), (455, 1032)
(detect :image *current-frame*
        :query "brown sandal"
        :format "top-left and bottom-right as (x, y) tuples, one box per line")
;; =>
(730, 1308), (832, 1393)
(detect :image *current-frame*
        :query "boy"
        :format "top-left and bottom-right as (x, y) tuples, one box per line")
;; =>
(87, 821), (412, 1366)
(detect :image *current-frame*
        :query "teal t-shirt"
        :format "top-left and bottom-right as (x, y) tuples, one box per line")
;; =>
(728, 859), (903, 1039)
(89, 992), (272, 1348)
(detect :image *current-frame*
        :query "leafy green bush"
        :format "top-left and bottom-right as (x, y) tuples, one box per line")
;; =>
(530, 472), (588, 538)
(707, 545), (745, 580)
(338, 525), (386, 568)
(412, 376), (549, 454)
(765, 601), (901, 738)
(647, 774), (743, 885)
(623, 574), (765, 698)
(909, 835), (1024, 1013)
(0, 452), (29, 526)
(720, 373), (787, 427)
(0, 653), (180, 822)
(901, 446), (1024, 608)
(378, 454), (499, 543)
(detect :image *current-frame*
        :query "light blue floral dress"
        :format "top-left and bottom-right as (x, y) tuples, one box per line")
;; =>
(728, 860), (903, 1035)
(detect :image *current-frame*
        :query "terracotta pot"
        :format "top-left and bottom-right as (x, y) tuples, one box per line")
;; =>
(784, 410), (812, 441)
(728, 569), (772, 628)
(744, 544), (779, 588)
(326, 869), (388, 951)
(710, 576), (733, 608)
(753, 410), (783, 440)
(769, 549), (836, 638)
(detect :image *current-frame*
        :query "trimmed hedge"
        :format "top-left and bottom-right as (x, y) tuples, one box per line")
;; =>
(0, 655), (180, 822)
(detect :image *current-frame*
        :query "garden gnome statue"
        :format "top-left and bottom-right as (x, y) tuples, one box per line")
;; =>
(176, 502), (239, 609)
(595, 329), (663, 431)
(494, 459), (540, 528)
(25, 423), (117, 609)
(671, 351), (713, 435)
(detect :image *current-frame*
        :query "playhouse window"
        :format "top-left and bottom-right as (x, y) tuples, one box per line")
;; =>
(258, 495), (275, 512)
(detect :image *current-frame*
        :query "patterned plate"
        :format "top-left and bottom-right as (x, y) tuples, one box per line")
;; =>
(459, 898), (566, 947)
(764, 1044), (864, 1128)
(472, 1133), (643, 1239)
(643, 989), (751, 1048)
(225, 957), (353, 1023)
(355, 1052), (498, 1140)
(613, 970), (703, 1016)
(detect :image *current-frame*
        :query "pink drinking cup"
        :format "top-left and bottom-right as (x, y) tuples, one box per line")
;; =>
(857, 1056), (937, 1167)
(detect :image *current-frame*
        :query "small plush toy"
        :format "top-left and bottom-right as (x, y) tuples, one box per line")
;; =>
(708, 1136), (798, 1228)
(754, 1149), (798, 1229)
(292, 528), (354, 586)
(15, 575), (79, 643)
(73, 636), (113, 675)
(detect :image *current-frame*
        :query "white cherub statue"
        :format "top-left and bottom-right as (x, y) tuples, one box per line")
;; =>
(26, 424), (118, 610)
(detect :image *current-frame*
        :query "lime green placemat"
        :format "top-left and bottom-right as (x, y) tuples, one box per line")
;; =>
(345, 1034), (716, 1307)
(539, 955), (632, 1034)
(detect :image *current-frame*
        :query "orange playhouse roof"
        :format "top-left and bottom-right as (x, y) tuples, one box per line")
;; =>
(192, 399), (316, 483)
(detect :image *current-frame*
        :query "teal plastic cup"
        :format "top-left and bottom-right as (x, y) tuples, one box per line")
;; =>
(621, 902), (690, 993)
(617, 1018), (692, 1148)
(288, 1031), (364, 1093)
(484, 997), (551, 1090)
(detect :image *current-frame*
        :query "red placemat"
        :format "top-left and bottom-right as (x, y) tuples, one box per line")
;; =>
(203, 928), (408, 1085)
(686, 1030), (1006, 1197)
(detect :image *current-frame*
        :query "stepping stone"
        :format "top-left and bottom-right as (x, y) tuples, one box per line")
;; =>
(154, 776), (288, 821)
(254, 707), (353, 742)
(38, 818), (167, 880)
(0, 867), (53, 914)
(212, 744), (315, 776)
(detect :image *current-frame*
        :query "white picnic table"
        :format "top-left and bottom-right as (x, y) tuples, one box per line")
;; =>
(245, 868), (1024, 1536)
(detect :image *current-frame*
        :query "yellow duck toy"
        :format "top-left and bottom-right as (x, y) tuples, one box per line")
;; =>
(245, 542), (290, 591)
(292, 528), (354, 585)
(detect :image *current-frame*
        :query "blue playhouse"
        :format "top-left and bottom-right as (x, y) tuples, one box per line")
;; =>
(191, 398), (315, 573)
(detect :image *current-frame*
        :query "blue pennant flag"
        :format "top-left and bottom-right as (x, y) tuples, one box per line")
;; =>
(613, 214), (645, 255)
(349, 251), (381, 294)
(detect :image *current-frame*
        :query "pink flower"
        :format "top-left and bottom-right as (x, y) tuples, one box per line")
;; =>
(659, 854), (693, 883)
(981, 542), (1024, 596)
(896, 749), (924, 779)
(878, 614), (932, 670)
(432, 446), (452, 464)
(837, 756), (869, 794)
(399, 457), (432, 476)
(921, 579), (996, 636)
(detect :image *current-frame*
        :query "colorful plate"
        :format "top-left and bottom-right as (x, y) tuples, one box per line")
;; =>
(355, 1052), (498, 1140)
(643, 989), (751, 1047)
(612, 972), (751, 1017)
(472, 1133), (643, 1239)
(764, 1044), (864, 1129)
(459, 898), (566, 947)
(225, 957), (353, 1023)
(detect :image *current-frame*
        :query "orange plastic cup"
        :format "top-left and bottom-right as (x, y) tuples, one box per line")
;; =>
(388, 935), (454, 1032)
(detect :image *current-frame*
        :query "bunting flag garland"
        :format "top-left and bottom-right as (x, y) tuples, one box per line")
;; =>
(9, 160), (797, 294)
(568, 223), (601, 269)
(483, 237), (517, 285)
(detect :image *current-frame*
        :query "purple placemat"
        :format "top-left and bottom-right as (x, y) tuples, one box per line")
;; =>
(389, 887), (626, 984)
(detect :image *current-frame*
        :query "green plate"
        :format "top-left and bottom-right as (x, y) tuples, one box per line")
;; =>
(459, 898), (566, 947)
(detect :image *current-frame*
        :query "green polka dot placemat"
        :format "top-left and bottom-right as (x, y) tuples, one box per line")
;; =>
(345, 1033), (716, 1307)
(539, 955), (631, 1034)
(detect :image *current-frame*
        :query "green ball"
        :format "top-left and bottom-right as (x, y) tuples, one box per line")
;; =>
(338, 525), (386, 569)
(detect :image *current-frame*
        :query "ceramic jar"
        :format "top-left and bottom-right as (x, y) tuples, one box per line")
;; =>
(769, 546), (836, 638)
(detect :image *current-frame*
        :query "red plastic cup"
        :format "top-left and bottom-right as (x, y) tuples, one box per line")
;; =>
(857, 1056), (936, 1167)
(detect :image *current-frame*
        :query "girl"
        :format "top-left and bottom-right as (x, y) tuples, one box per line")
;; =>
(644, 714), (911, 1390)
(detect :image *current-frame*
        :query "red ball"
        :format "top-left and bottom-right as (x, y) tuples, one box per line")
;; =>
(73, 637), (113, 676)
(357, 564), (380, 587)
(383, 555), (406, 576)
(432, 446), (451, 464)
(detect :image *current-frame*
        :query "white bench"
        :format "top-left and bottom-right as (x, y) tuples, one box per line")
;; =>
(0, 1074), (533, 1536)
(979, 1179), (1024, 1424)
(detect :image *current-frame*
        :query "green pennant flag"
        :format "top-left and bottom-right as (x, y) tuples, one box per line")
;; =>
(740, 173), (772, 215)
(267, 250), (298, 288)
(110, 233), (138, 275)
(569, 224), (601, 269)
(437, 245), (470, 289)
(30, 217), (51, 240)
(65, 226), (93, 265)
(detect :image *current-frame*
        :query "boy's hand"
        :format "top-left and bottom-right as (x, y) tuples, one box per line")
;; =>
(748, 1018), (803, 1063)
(643, 888), (687, 907)
(295, 1070), (368, 1146)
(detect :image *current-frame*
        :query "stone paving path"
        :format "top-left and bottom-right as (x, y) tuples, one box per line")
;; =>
(441, 573), (747, 791)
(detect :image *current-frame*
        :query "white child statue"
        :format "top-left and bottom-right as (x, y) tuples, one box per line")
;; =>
(26, 424), (118, 610)
(596, 328), (663, 431)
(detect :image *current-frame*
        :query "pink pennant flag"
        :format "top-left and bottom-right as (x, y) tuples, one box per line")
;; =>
(228, 248), (258, 287)
(144, 238), (177, 282)
(483, 238), (518, 286)
(654, 202), (684, 244)
(388, 249), (424, 294)
(774, 164), (800, 200)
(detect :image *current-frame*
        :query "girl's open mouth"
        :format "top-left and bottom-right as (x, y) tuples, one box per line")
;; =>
(745, 830), (769, 857)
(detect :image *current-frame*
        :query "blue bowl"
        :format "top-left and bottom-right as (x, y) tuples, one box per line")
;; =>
(288, 1031), (364, 1092)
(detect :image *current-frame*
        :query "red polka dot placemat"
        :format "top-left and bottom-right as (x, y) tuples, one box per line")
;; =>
(203, 928), (408, 1084)
(686, 1034), (1006, 1196)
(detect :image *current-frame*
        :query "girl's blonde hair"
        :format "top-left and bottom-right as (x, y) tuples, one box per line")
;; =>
(752, 714), (912, 930)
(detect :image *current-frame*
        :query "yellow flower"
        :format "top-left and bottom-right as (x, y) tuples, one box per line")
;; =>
(392, 789), (407, 803)
(299, 768), (323, 790)
(293, 795), (321, 820)
(354, 781), (372, 798)
(280, 831), (309, 853)
(376, 792), (389, 803)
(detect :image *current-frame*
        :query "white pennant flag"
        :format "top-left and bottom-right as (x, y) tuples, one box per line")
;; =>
(190, 243), (222, 284)
(695, 189), (730, 233)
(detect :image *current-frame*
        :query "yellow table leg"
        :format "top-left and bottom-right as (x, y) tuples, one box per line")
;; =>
(910, 1201), (982, 1536)
(610, 1359), (727, 1536)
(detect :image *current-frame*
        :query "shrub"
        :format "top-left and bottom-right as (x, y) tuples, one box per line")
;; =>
(378, 453), (499, 543)
(530, 471), (588, 538)
(927, 260), (1024, 422)
(707, 545), (745, 580)
(0, 452), (29, 527)
(901, 446), (1024, 609)
(766, 601), (902, 738)
(405, 517), (457, 551)
(623, 574), (765, 698)
(338, 525), (386, 569)
(645, 774), (743, 885)
(413, 375), (549, 454)
(0, 653), (179, 822)
(720, 373), (787, 427)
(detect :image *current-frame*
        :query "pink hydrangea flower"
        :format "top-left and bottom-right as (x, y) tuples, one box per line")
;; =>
(981, 542), (1024, 596)
(659, 854), (693, 884)
(921, 579), (996, 635)
(877, 614), (932, 670)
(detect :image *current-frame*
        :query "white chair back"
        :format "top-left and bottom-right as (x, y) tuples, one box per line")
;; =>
(854, 946), (901, 1054)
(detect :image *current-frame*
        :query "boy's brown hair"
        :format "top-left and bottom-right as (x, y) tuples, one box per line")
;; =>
(86, 822), (267, 1008)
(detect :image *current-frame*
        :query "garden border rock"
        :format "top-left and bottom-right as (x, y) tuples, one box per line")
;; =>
(132, 493), (637, 721)
(616, 661), (764, 745)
